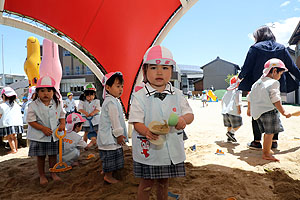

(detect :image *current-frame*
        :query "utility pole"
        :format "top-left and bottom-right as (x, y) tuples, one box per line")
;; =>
(1, 34), (4, 86)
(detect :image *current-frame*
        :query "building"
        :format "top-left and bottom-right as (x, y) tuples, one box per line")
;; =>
(201, 57), (240, 90)
(178, 64), (203, 94)
(0, 74), (27, 98)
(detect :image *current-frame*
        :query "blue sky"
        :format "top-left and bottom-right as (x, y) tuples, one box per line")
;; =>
(1, 0), (300, 75)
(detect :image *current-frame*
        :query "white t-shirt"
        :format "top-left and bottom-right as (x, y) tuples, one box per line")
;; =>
(221, 89), (242, 116)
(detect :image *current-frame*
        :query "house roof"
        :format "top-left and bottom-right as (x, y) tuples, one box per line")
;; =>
(200, 56), (240, 70)
(289, 20), (300, 45)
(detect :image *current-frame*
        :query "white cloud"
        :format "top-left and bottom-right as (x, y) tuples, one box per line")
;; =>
(267, 17), (300, 46)
(280, 1), (290, 7)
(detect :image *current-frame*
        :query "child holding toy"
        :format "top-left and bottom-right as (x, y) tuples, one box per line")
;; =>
(247, 58), (291, 161)
(26, 75), (65, 185)
(129, 45), (194, 200)
(62, 113), (87, 166)
(97, 71), (128, 184)
(0, 87), (23, 154)
(221, 75), (243, 143)
(78, 83), (100, 147)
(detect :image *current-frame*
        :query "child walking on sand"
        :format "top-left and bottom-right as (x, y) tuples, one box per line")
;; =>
(247, 58), (291, 161)
(97, 72), (128, 184)
(62, 113), (87, 166)
(0, 87), (23, 154)
(78, 83), (100, 148)
(221, 76), (243, 143)
(201, 90), (208, 107)
(129, 45), (194, 200)
(26, 75), (66, 185)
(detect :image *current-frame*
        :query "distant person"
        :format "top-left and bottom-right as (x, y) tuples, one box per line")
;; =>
(247, 58), (291, 161)
(187, 90), (192, 99)
(0, 87), (23, 154)
(78, 83), (100, 147)
(221, 76), (242, 143)
(63, 92), (77, 117)
(129, 45), (194, 200)
(26, 75), (65, 185)
(210, 85), (215, 91)
(23, 86), (36, 124)
(201, 90), (208, 107)
(238, 25), (300, 150)
(21, 96), (28, 114)
(62, 113), (87, 167)
(97, 71), (128, 184)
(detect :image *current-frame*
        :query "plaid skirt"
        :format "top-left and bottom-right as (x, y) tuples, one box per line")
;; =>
(82, 125), (99, 132)
(99, 148), (124, 173)
(133, 161), (186, 179)
(28, 139), (59, 156)
(0, 126), (23, 136)
(256, 109), (284, 134)
(223, 114), (243, 128)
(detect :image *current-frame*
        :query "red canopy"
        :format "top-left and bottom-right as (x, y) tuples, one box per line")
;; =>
(4, 0), (182, 113)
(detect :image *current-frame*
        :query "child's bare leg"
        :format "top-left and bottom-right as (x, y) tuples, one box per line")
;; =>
(103, 171), (118, 184)
(83, 131), (88, 143)
(233, 126), (240, 132)
(37, 156), (48, 185)
(262, 134), (279, 161)
(49, 155), (62, 181)
(137, 178), (155, 200)
(7, 134), (17, 153)
(157, 178), (169, 200)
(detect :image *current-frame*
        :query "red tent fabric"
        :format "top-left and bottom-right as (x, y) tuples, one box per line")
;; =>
(4, 0), (181, 113)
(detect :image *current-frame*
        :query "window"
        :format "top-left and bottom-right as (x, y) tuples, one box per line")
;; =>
(86, 66), (92, 74)
(63, 50), (71, 56)
(65, 66), (70, 75)
(75, 66), (81, 75)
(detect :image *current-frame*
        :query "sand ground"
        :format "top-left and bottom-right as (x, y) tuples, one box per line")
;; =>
(0, 99), (300, 200)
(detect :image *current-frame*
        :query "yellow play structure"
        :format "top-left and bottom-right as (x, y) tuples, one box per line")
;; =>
(207, 90), (218, 102)
(24, 36), (40, 87)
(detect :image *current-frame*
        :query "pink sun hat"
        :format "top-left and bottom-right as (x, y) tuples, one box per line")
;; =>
(227, 76), (240, 91)
(143, 45), (176, 67)
(1, 87), (17, 97)
(36, 75), (56, 88)
(262, 58), (287, 77)
(102, 71), (123, 99)
(66, 113), (86, 133)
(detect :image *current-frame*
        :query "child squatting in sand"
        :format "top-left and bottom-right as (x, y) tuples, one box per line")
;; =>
(247, 58), (291, 161)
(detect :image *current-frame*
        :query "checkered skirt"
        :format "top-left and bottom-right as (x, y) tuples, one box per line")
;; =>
(256, 109), (284, 134)
(0, 126), (23, 137)
(99, 148), (124, 173)
(28, 140), (59, 156)
(133, 161), (186, 179)
(82, 125), (99, 132)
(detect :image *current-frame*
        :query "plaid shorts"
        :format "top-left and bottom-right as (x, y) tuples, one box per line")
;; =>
(28, 140), (59, 156)
(256, 109), (284, 134)
(99, 148), (124, 173)
(223, 114), (243, 128)
(0, 126), (23, 137)
(133, 161), (185, 179)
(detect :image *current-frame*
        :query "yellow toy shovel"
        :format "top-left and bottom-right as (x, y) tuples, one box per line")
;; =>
(49, 129), (72, 172)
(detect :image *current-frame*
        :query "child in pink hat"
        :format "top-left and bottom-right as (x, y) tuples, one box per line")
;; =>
(97, 71), (128, 184)
(221, 75), (243, 143)
(26, 75), (66, 185)
(0, 87), (23, 154)
(247, 58), (291, 161)
(61, 113), (87, 166)
(129, 45), (194, 199)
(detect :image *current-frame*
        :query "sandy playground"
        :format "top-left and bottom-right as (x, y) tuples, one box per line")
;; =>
(0, 99), (300, 200)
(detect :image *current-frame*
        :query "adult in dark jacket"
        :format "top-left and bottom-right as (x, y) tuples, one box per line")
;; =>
(238, 26), (300, 149)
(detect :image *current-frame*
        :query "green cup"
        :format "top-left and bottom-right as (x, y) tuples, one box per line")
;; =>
(168, 113), (179, 126)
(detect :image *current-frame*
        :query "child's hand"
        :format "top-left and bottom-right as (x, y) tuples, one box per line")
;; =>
(117, 135), (126, 145)
(145, 129), (159, 140)
(247, 108), (251, 117)
(175, 116), (187, 130)
(41, 126), (53, 136)
(58, 123), (65, 131)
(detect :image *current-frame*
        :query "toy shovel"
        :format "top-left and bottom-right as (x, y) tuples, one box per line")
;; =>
(49, 129), (72, 172)
(291, 111), (300, 116)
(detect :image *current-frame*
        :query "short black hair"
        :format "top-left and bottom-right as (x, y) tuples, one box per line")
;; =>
(106, 73), (124, 87)
(34, 87), (59, 107)
(254, 26), (276, 43)
(1, 94), (16, 105)
(269, 67), (286, 74)
(73, 122), (83, 131)
(79, 90), (97, 101)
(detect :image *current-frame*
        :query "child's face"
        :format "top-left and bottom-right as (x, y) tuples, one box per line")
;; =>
(68, 95), (73, 100)
(146, 64), (172, 89)
(74, 123), (83, 132)
(272, 69), (284, 80)
(85, 93), (95, 102)
(38, 88), (54, 103)
(106, 79), (123, 98)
